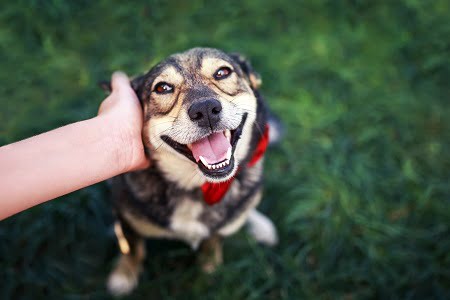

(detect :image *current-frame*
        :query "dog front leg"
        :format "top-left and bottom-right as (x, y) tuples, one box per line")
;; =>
(198, 234), (223, 274)
(246, 209), (278, 246)
(107, 221), (146, 296)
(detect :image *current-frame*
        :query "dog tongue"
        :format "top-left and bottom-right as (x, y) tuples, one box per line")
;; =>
(191, 132), (231, 164)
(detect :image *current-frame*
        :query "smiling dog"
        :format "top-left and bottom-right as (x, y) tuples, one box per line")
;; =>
(103, 48), (279, 296)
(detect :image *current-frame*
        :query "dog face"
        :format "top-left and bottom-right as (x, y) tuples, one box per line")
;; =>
(127, 48), (261, 186)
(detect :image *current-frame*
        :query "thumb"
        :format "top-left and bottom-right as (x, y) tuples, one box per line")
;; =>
(111, 71), (131, 93)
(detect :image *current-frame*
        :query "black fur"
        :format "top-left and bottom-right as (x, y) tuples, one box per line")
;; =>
(113, 91), (267, 231)
(108, 47), (269, 250)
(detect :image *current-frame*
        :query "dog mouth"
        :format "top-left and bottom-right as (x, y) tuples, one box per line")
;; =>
(161, 113), (247, 179)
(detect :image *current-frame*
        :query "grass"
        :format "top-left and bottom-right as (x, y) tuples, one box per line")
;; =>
(1, 1), (449, 299)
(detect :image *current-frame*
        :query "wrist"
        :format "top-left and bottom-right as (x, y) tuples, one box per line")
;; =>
(95, 114), (147, 174)
(94, 115), (133, 174)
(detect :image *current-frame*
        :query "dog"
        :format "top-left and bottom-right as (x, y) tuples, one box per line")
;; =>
(101, 48), (281, 296)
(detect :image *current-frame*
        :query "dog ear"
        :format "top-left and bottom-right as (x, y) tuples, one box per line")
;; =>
(130, 75), (145, 94)
(98, 80), (112, 94)
(228, 53), (262, 90)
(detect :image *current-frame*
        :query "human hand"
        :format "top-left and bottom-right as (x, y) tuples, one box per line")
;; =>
(97, 72), (150, 172)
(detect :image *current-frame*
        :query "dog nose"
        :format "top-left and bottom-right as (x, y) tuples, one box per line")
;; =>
(188, 99), (222, 128)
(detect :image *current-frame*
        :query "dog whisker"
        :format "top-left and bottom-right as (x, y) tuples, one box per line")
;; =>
(148, 120), (176, 130)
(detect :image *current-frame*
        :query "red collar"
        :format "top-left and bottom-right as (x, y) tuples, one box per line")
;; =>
(201, 124), (270, 205)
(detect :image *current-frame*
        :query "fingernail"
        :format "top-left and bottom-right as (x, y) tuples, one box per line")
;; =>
(112, 71), (128, 81)
(111, 71), (130, 90)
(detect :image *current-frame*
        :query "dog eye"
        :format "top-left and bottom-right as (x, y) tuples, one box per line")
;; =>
(154, 82), (174, 94)
(214, 66), (232, 80)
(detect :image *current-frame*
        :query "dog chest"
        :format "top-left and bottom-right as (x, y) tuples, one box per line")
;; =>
(169, 198), (210, 249)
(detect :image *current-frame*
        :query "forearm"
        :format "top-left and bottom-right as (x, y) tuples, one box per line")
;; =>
(0, 116), (126, 219)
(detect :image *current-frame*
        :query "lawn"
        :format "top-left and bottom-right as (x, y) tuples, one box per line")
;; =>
(1, 1), (449, 299)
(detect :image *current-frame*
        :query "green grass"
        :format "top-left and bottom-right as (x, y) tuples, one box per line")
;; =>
(1, 1), (449, 299)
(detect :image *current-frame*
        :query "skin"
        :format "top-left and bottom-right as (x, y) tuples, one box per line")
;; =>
(0, 72), (149, 220)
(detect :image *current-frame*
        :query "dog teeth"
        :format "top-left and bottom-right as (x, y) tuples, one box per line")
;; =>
(198, 155), (231, 170)
(199, 156), (209, 167)
(224, 130), (231, 141)
(226, 147), (232, 160)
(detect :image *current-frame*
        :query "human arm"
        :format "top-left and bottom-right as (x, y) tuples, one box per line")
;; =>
(0, 72), (149, 219)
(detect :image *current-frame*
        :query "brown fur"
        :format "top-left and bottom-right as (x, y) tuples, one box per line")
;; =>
(103, 48), (278, 296)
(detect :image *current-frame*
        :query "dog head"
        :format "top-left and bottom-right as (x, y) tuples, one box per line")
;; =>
(103, 48), (262, 187)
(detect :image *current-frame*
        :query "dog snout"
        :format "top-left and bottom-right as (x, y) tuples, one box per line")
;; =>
(188, 99), (222, 128)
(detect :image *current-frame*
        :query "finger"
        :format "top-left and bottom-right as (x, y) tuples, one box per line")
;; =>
(136, 159), (151, 171)
(111, 71), (131, 92)
(128, 157), (151, 172)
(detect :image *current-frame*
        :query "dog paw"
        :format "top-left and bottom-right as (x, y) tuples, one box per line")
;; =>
(107, 271), (138, 297)
(201, 259), (221, 274)
(247, 210), (278, 246)
(198, 235), (223, 274)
